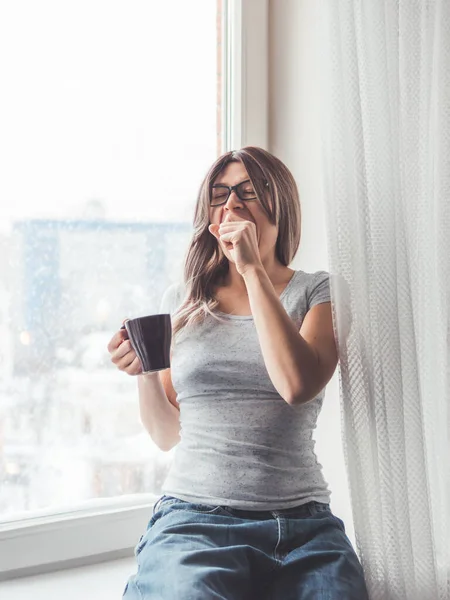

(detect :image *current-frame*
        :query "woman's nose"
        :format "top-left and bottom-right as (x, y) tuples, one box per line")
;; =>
(225, 190), (243, 209)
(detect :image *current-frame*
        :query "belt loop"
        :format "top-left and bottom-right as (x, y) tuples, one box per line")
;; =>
(306, 501), (318, 517)
(152, 495), (165, 515)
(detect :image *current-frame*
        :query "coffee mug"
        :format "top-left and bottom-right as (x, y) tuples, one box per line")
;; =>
(123, 314), (172, 373)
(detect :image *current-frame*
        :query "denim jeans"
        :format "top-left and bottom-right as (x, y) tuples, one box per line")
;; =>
(123, 495), (369, 600)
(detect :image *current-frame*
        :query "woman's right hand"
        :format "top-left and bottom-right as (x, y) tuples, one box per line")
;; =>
(107, 327), (143, 376)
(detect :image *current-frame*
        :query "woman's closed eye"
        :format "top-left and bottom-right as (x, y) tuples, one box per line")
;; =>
(242, 186), (255, 195)
(212, 189), (228, 198)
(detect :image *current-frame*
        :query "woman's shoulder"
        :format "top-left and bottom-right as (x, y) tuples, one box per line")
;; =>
(288, 269), (331, 311)
(292, 269), (352, 311)
(291, 268), (330, 288)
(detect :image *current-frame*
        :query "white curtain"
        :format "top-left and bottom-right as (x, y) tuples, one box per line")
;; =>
(320, 1), (450, 598)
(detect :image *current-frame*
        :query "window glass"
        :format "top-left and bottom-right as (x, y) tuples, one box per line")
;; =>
(0, 0), (221, 517)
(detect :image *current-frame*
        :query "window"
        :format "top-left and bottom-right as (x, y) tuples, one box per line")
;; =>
(0, 0), (219, 514)
(0, 0), (269, 578)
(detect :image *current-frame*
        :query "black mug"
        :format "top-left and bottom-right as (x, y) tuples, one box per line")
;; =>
(123, 314), (172, 373)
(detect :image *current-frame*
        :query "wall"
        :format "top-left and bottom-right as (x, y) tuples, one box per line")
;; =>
(269, 0), (356, 545)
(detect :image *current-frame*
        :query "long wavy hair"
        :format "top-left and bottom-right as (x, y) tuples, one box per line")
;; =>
(172, 146), (302, 338)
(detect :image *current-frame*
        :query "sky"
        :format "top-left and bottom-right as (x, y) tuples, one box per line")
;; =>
(0, 0), (217, 227)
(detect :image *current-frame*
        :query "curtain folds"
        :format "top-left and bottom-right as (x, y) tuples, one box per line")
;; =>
(320, 1), (450, 598)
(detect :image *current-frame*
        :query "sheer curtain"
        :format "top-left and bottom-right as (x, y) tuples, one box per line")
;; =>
(319, 1), (450, 598)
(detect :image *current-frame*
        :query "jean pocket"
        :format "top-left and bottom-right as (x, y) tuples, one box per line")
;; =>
(330, 513), (346, 533)
(308, 502), (346, 533)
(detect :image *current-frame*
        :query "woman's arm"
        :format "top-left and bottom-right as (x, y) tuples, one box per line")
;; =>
(138, 371), (180, 451)
(243, 267), (338, 406)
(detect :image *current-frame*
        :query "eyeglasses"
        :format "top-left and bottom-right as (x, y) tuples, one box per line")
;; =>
(210, 179), (265, 207)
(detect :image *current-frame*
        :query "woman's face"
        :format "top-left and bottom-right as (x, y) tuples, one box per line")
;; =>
(209, 161), (278, 264)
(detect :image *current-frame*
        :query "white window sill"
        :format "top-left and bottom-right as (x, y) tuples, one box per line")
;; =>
(0, 557), (136, 600)
(0, 494), (157, 581)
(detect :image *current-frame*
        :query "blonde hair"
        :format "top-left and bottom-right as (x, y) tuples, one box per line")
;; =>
(172, 146), (301, 338)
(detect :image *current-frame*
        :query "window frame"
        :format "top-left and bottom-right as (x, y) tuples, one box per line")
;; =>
(0, 0), (269, 581)
(223, 0), (269, 151)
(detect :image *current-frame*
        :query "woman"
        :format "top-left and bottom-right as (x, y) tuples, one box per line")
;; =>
(108, 147), (369, 599)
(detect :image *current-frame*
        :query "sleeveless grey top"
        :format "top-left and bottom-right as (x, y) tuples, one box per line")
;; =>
(159, 269), (332, 510)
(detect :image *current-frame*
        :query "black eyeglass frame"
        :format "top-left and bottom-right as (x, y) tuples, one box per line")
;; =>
(210, 179), (268, 207)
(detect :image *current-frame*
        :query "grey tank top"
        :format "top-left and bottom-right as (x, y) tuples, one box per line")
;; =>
(158, 269), (332, 510)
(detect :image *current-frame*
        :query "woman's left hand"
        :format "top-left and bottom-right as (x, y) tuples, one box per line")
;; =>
(208, 215), (264, 276)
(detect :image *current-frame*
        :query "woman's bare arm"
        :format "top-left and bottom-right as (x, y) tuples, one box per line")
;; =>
(137, 371), (180, 452)
(108, 329), (180, 451)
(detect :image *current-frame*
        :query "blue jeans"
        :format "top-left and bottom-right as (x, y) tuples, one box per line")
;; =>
(123, 495), (369, 600)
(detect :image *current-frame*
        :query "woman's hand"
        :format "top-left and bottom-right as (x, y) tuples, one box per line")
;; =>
(208, 215), (264, 276)
(107, 324), (143, 376)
